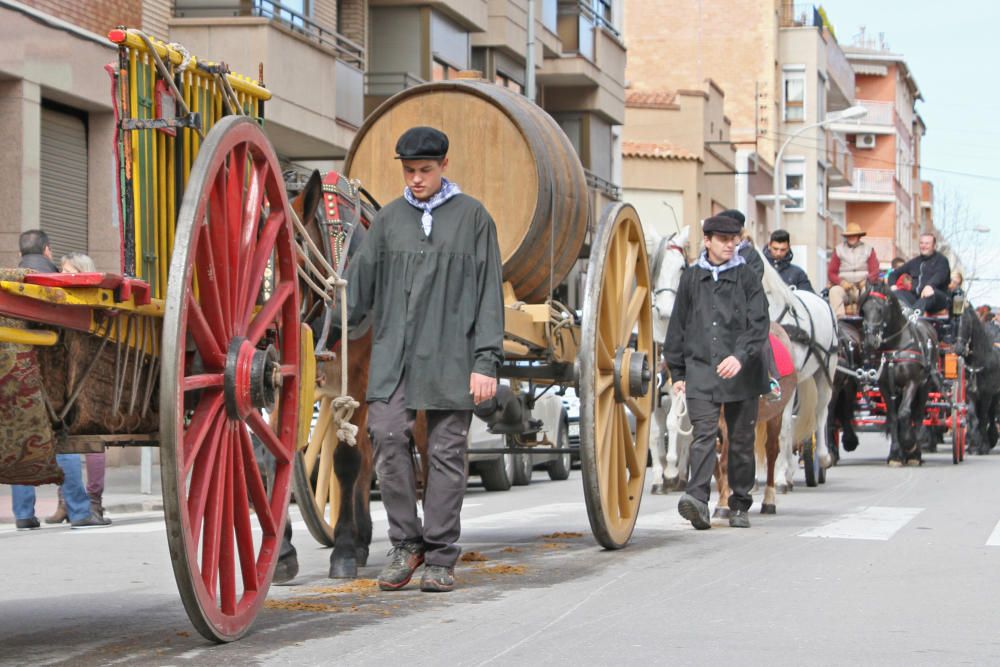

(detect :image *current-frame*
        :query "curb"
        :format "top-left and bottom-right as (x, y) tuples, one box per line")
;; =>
(105, 500), (164, 515)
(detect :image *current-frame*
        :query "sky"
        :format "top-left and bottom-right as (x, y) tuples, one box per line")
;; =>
(824, 0), (1000, 305)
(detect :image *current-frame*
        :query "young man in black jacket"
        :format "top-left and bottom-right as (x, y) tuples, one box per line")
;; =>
(897, 233), (952, 314)
(665, 215), (770, 529)
(764, 229), (814, 293)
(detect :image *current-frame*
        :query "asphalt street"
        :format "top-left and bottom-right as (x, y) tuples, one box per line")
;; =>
(3, 431), (1000, 666)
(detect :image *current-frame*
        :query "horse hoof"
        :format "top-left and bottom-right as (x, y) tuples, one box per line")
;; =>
(820, 454), (832, 469)
(356, 546), (370, 567)
(887, 460), (903, 468)
(905, 459), (922, 467)
(760, 504), (776, 515)
(672, 479), (687, 492)
(651, 483), (667, 495)
(329, 557), (358, 579)
(713, 507), (731, 519)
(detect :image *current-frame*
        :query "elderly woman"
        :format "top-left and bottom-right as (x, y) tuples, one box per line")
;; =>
(46, 252), (107, 524)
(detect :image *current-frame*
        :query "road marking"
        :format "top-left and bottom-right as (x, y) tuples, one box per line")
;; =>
(986, 519), (1000, 546)
(463, 502), (588, 529)
(799, 506), (923, 541)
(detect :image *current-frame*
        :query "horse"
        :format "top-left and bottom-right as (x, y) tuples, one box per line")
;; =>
(646, 225), (692, 493)
(858, 284), (938, 466)
(953, 304), (1000, 455)
(712, 322), (798, 516)
(827, 317), (863, 460)
(758, 250), (839, 483)
(291, 169), (428, 579)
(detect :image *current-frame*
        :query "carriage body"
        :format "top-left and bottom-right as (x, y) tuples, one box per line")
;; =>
(0, 30), (318, 642)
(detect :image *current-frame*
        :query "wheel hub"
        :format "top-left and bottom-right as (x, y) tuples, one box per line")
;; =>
(224, 337), (282, 419)
(613, 348), (651, 402)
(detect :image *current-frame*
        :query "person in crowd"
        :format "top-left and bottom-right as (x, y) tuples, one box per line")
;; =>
(345, 126), (504, 592)
(977, 305), (993, 323)
(10, 233), (110, 530)
(718, 209), (780, 401)
(764, 229), (814, 293)
(827, 223), (879, 318)
(665, 215), (770, 530)
(45, 252), (108, 524)
(895, 233), (952, 314)
(885, 256), (906, 285)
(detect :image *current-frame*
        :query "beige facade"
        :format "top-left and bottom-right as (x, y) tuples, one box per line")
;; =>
(621, 84), (736, 253)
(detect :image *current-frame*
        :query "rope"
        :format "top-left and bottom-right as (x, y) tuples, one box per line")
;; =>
(666, 388), (693, 436)
(330, 395), (360, 446)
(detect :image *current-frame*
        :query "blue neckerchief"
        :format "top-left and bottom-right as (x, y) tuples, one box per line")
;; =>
(403, 178), (462, 236)
(696, 250), (745, 281)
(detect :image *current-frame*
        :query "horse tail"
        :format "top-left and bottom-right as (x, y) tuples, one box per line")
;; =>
(754, 418), (768, 466)
(794, 378), (818, 443)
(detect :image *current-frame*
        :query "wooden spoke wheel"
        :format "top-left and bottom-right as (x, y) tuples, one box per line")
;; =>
(578, 203), (654, 549)
(292, 392), (340, 546)
(161, 116), (301, 643)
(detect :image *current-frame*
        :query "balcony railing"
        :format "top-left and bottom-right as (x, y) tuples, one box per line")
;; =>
(585, 169), (621, 201)
(780, 3), (822, 29)
(174, 0), (365, 69)
(840, 99), (894, 126)
(557, 0), (619, 60)
(826, 131), (853, 181)
(832, 168), (895, 196)
(365, 72), (425, 98)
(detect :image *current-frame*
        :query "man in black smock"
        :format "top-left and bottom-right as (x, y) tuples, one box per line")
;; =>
(665, 215), (770, 529)
(346, 126), (504, 592)
(896, 232), (952, 314)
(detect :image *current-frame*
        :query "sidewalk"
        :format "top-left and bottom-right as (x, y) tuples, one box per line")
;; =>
(0, 461), (163, 523)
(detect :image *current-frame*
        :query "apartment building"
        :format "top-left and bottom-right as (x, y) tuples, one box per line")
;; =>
(365, 0), (627, 214)
(828, 37), (924, 266)
(621, 83), (736, 247)
(0, 0), (365, 268)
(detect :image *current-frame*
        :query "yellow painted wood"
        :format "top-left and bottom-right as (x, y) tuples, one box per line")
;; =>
(0, 281), (165, 317)
(0, 327), (58, 346)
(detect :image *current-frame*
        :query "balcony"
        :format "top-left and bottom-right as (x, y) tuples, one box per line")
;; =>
(779, 3), (823, 29)
(171, 0), (365, 157)
(827, 99), (895, 135)
(829, 168), (895, 202)
(825, 131), (853, 186)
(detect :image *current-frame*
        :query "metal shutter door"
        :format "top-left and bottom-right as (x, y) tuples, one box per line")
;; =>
(40, 107), (88, 260)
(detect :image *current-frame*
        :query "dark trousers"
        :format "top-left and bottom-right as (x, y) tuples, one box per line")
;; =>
(686, 396), (759, 511)
(914, 287), (949, 314)
(368, 378), (472, 568)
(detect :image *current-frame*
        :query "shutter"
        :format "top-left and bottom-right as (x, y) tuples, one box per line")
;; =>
(40, 107), (88, 261)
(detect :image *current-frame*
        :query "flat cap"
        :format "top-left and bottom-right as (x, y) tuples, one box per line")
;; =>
(718, 209), (746, 225)
(702, 215), (742, 235)
(395, 126), (449, 160)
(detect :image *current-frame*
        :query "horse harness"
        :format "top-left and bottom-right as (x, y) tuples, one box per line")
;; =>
(775, 291), (838, 383)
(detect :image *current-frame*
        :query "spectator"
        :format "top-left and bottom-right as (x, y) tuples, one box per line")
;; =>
(764, 229), (814, 292)
(827, 223), (879, 318)
(977, 305), (993, 323)
(886, 256), (906, 285)
(10, 234), (110, 530)
(45, 252), (107, 523)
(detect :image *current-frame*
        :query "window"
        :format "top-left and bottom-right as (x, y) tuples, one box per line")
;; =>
(817, 163), (826, 216)
(783, 158), (805, 211)
(783, 67), (805, 122)
(495, 72), (523, 95)
(817, 73), (826, 120)
(432, 59), (459, 81)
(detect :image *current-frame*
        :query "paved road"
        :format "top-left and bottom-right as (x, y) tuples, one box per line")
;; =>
(4, 432), (1000, 666)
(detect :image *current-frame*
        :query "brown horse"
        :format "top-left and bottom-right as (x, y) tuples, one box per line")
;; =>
(291, 170), (427, 579)
(714, 324), (798, 517)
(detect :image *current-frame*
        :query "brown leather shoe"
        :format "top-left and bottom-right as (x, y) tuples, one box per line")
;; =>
(45, 501), (68, 525)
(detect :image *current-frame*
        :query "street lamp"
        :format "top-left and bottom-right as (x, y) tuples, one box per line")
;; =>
(772, 104), (867, 233)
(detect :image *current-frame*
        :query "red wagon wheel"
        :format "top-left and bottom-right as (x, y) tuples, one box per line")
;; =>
(161, 116), (301, 642)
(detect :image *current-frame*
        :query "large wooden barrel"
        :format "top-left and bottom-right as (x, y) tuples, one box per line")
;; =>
(345, 79), (589, 303)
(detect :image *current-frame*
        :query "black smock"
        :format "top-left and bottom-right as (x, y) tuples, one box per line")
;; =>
(664, 260), (770, 403)
(345, 193), (505, 410)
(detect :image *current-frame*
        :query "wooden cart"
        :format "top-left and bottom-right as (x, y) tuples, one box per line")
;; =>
(0, 30), (327, 642)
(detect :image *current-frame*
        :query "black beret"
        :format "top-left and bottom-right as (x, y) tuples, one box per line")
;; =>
(702, 215), (742, 235)
(395, 126), (449, 160)
(718, 209), (746, 225)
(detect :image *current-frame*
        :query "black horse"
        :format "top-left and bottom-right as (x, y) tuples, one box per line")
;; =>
(859, 285), (939, 465)
(953, 305), (1000, 455)
(828, 318), (863, 459)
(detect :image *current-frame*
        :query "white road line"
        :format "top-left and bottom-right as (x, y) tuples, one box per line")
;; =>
(985, 519), (1000, 546)
(799, 506), (923, 541)
(463, 502), (587, 529)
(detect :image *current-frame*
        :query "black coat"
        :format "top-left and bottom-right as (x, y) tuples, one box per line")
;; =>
(898, 251), (950, 295)
(763, 247), (814, 293)
(739, 241), (765, 280)
(665, 258), (770, 403)
(18, 253), (58, 273)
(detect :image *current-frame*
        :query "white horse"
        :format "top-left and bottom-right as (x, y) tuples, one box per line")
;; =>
(757, 250), (839, 489)
(646, 226), (692, 493)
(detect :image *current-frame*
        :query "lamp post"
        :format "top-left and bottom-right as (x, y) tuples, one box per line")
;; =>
(772, 104), (867, 233)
